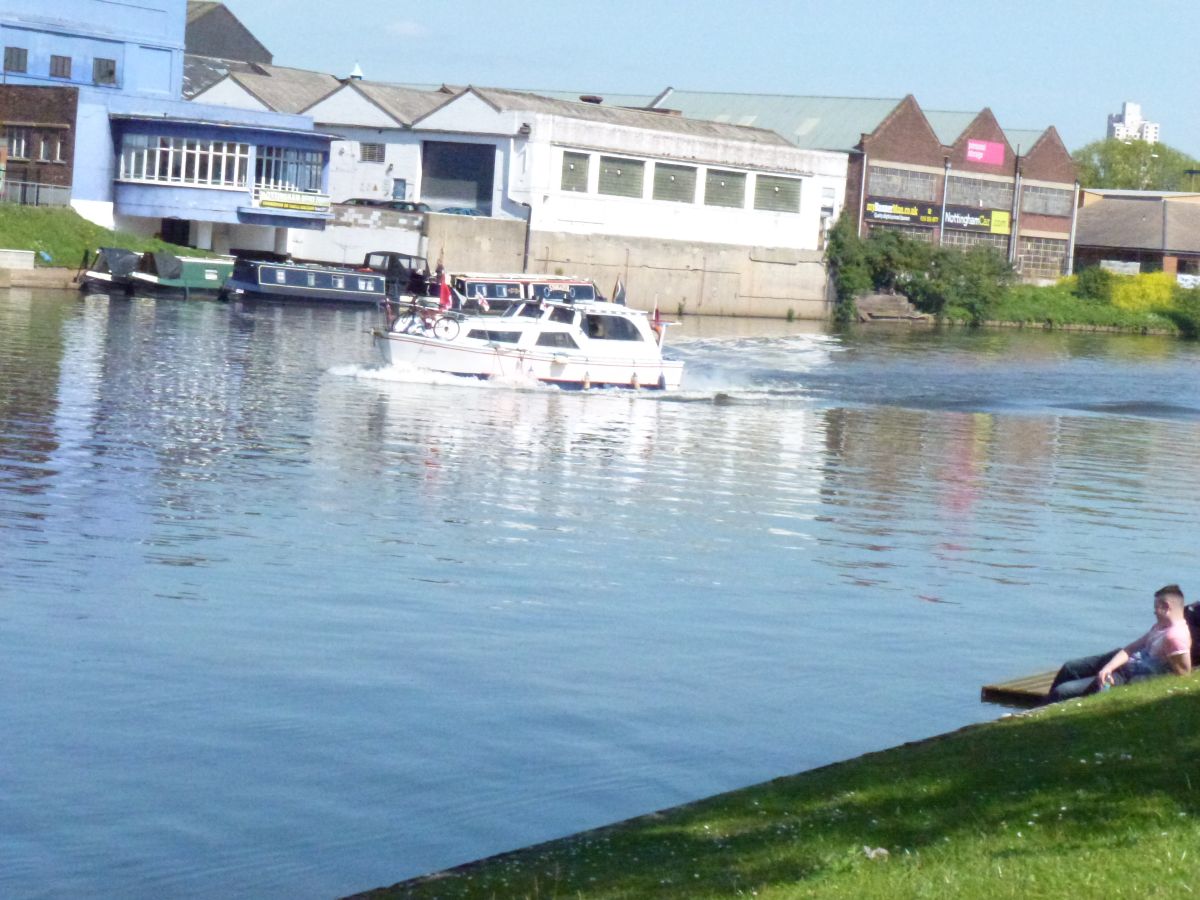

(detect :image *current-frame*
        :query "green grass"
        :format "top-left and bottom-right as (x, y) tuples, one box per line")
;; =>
(360, 675), (1200, 899)
(946, 284), (1177, 333)
(0, 203), (209, 268)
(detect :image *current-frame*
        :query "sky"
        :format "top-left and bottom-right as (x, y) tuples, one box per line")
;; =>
(222, 0), (1198, 158)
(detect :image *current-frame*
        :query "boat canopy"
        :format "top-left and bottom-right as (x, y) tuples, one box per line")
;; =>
(94, 247), (140, 277)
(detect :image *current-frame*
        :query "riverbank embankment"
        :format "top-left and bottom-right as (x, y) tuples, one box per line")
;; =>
(0, 267), (76, 290)
(349, 675), (1199, 899)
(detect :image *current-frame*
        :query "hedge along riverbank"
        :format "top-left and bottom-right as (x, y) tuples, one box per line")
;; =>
(351, 674), (1199, 900)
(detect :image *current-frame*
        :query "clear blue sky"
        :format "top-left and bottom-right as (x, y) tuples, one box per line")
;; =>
(224, 0), (1197, 158)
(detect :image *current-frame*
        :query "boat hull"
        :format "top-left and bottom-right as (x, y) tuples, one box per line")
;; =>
(372, 327), (684, 390)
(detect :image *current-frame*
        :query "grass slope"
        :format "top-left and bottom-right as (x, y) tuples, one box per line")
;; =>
(357, 675), (1199, 899)
(0, 203), (206, 268)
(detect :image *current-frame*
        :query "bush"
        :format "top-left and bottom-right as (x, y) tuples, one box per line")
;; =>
(1074, 266), (1114, 303)
(1164, 285), (1200, 338)
(1111, 271), (1176, 312)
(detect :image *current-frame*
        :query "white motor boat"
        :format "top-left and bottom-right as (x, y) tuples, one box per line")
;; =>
(371, 297), (684, 390)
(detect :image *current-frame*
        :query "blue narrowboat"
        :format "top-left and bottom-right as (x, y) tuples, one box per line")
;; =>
(220, 257), (391, 304)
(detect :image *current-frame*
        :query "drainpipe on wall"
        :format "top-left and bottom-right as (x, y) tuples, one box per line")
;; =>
(1008, 147), (1022, 266)
(1065, 180), (1080, 276)
(856, 149), (868, 238)
(521, 202), (532, 273)
(938, 156), (950, 246)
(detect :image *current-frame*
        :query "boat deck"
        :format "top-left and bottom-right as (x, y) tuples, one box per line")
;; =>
(980, 670), (1056, 706)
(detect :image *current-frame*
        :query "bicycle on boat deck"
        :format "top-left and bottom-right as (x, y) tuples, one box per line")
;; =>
(381, 298), (463, 340)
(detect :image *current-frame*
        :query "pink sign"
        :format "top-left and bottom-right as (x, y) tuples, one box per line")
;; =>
(966, 139), (1006, 166)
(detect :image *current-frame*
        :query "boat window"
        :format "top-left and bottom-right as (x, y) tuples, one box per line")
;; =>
(585, 314), (643, 341)
(549, 306), (576, 325)
(467, 329), (521, 343)
(332, 275), (345, 289)
(530, 282), (595, 302)
(536, 332), (579, 349)
(358, 278), (374, 291)
(462, 280), (522, 299)
(274, 269), (286, 283)
(307, 272), (317, 287)
(518, 303), (545, 319)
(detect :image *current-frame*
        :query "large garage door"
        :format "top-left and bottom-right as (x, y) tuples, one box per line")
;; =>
(421, 141), (495, 215)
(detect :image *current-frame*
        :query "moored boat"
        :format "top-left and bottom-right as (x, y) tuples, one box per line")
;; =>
(221, 255), (393, 304)
(371, 296), (684, 390)
(129, 251), (235, 297)
(77, 248), (234, 297)
(76, 247), (141, 294)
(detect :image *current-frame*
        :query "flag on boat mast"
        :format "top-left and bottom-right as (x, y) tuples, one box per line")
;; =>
(611, 277), (626, 305)
(651, 301), (663, 345)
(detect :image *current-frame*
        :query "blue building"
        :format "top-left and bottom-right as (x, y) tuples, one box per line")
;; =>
(0, 0), (332, 254)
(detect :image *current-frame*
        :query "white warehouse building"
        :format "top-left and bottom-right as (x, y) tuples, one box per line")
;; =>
(192, 68), (848, 316)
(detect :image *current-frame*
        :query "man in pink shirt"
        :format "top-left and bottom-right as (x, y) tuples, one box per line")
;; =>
(1047, 584), (1193, 703)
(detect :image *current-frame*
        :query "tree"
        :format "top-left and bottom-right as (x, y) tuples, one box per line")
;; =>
(1073, 138), (1200, 191)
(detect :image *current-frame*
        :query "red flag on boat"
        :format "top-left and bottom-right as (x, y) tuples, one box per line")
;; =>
(651, 301), (663, 344)
(438, 270), (451, 310)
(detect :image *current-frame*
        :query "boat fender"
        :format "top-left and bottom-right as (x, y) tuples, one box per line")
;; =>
(658, 373), (667, 390)
(631, 373), (639, 389)
(583, 371), (591, 390)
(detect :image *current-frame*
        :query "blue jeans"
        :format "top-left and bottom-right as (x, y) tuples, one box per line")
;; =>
(1047, 649), (1124, 702)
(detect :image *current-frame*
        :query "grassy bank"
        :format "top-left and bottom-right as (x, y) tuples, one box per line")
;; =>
(0, 203), (203, 268)
(946, 283), (1177, 333)
(357, 675), (1199, 899)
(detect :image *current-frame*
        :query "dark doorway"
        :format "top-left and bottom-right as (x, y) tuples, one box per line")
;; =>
(161, 218), (191, 246)
(421, 141), (494, 215)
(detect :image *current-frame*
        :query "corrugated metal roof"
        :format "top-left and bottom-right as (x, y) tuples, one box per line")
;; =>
(651, 90), (1051, 154)
(351, 82), (454, 126)
(649, 91), (900, 151)
(471, 87), (793, 146)
(229, 65), (342, 114)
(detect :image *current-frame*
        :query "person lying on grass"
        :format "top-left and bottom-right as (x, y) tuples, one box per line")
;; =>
(1046, 583), (1193, 703)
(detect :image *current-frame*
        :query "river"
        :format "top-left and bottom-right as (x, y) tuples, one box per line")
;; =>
(3, 287), (1200, 898)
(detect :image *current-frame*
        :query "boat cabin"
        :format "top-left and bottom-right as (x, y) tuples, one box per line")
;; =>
(451, 273), (599, 314)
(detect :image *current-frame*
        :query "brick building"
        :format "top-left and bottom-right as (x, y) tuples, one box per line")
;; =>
(843, 96), (1078, 280)
(0, 85), (76, 201)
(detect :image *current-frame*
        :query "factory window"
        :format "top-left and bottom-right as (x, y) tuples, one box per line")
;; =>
(598, 155), (644, 198)
(1022, 185), (1073, 217)
(653, 163), (696, 203)
(754, 175), (801, 213)
(704, 169), (746, 208)
(4, 47), (27, 73)
(560, 151), (589, 192)
(93, 57), (117, 85)
(868, 165), (938, 202)
(360, 142), (385, 163)
(947, 175), (1013, 209)
(50, 55), (71, 79)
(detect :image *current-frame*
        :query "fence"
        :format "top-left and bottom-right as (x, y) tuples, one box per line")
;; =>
(0, 180), (70, 207)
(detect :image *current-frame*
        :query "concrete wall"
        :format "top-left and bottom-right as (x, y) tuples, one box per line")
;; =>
(423, 213), (831, 319)
(288, 205), (426, 263)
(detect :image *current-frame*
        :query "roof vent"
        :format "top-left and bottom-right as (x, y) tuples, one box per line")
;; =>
(349, 62), (364, 80)
(579, 95), (603, 104)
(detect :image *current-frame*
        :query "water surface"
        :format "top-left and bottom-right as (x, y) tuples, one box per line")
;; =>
(3, 290), (1200, 898)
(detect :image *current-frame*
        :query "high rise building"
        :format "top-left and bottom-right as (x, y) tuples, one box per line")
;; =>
(1107, 102), (1160, 144)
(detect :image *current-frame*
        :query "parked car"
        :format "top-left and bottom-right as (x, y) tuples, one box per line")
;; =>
(339, 198), (431, 213)
(437, 206), (486, 216)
